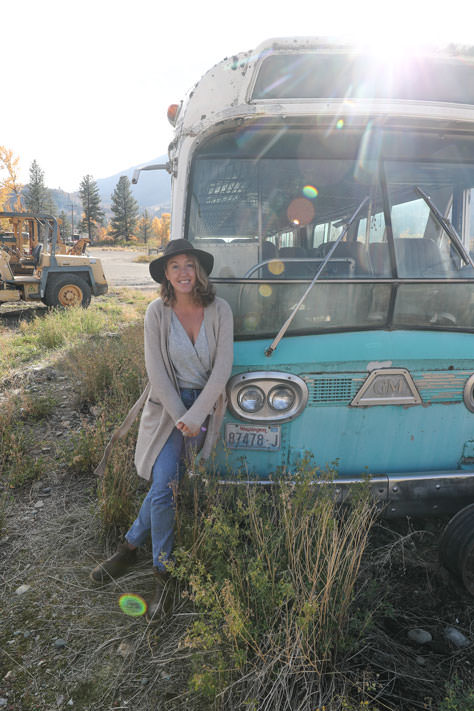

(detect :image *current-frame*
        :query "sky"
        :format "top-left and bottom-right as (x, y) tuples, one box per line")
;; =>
(3, 0), (474, 193)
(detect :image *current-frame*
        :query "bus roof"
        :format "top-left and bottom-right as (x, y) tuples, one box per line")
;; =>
(175, 38), (474, 136)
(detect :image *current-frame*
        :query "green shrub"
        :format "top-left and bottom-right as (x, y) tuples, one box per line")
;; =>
(439, 677), (474, 711)
(171, 466), (378, 708)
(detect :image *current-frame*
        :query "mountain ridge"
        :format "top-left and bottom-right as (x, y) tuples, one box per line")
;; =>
(96, 154), (171, 215)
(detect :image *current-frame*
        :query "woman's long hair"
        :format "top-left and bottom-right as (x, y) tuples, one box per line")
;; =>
(160, 253), (215, 306)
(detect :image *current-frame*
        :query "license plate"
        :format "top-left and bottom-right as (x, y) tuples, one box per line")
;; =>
(225, 423), (281, 451)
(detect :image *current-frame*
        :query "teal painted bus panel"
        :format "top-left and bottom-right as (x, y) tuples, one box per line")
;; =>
(215, 330), (474, 478)
(234, 330), (474, 370)
(288, 402), (472, 475)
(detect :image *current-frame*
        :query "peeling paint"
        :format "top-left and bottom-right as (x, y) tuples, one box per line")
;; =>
(367, 361), (392, 371)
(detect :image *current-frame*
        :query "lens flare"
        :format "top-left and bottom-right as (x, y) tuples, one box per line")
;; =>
(302, 185), (318, 199)
(268, 260), (285, 276)
(243, 314), (258, 331)
(287, 198), (316, 227)
(258, 284), (273, 298)
(336, 119), (344, 129)
(118, 593), (147, 617)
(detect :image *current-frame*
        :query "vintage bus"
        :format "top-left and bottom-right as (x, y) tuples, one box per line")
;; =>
(140, 38), (474, 525)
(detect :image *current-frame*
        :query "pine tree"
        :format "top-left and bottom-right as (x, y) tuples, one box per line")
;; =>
(137, 209), (153, 244)
(110, 176), (139, 241)
(79, 174), (105, 243)
(58, 210), (72, 243)
(23, 160), (56, 214)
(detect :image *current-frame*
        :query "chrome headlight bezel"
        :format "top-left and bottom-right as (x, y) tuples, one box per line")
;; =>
(464, 374), (474, 413)
(227, 371), (308, 423)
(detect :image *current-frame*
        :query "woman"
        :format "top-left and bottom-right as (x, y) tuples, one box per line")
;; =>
(90, 239), (233, 618)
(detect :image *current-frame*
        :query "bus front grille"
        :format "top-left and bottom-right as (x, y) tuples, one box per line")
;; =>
(303, 371), (470, 406)
(305, 376), (363, 405)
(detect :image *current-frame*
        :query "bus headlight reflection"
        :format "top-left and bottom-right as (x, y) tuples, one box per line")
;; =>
(238, 386), (265, 413)
(268, 386), (295, 411)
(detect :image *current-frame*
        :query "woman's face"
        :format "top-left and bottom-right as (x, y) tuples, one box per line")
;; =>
(165, 253), (197, 296)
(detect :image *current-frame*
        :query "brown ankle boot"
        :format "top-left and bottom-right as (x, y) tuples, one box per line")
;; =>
(146, 569), (171, 621)
(90, 543), (137, 583)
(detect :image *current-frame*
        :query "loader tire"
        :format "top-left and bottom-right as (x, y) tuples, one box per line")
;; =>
(44, 274), (91, 308)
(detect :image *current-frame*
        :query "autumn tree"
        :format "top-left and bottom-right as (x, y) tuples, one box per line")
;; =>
(110, 176), (139, 241)
(137, 209), (153, 243)
(23, 160), (56, 214)
(78, 174), (105, 243)
(0, 147), (22, 211)
(95, 224), (113, 243)
(151, 212), (171, 247)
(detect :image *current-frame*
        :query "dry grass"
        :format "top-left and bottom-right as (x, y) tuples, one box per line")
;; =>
(134, 254), (156, 263)
(0, 475), (203, 710)
(0, 289), (152, 380)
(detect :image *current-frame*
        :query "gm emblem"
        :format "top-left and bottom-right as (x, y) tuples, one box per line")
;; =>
(351, 368), (422, 407)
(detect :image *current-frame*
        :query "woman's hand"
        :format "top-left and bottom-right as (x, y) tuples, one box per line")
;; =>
(176, 421), (200, 437)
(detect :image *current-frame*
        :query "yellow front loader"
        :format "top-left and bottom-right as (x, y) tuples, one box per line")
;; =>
(0, 212), (107, 307)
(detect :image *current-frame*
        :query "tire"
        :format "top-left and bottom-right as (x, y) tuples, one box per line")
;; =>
(44, 274), (92, 308)
(439, 504), (474, 594)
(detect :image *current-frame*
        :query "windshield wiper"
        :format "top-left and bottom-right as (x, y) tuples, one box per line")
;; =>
(265, 197), (369, 357)
(415, 187), (474, 269)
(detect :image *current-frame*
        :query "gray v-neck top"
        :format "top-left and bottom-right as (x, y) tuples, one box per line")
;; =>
(169, 311), (211, 388)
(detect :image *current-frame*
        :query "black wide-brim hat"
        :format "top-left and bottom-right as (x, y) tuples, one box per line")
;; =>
(149, 239), (214, 284)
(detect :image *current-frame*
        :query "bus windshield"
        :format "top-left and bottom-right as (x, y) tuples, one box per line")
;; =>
(186, 128), (474, 339)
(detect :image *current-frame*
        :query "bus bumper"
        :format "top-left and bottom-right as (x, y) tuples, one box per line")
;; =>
(216, 470), (474, 519)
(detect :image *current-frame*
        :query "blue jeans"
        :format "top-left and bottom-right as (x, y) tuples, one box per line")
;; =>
(125, 388), (206, 571)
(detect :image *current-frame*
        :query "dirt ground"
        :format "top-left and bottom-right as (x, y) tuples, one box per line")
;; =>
(88, 248), (157, 291)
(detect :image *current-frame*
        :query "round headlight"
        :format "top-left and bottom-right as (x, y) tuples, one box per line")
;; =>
(238, 386), (265, 413)
(464, 374), (474, 413)
(268, 385), (295, 411)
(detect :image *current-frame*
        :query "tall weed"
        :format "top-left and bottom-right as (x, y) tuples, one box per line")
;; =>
(172, 467), (378, 709)
(0, 402), (46, 487)
(0, 491), (11, 536)
(65, 323), (145, 408)
(64, 322), (146, 535)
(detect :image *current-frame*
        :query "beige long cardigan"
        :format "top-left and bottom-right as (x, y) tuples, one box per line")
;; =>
(133, 296), (234, 481)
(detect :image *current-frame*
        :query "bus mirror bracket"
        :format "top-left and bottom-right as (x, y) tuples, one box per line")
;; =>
(131, 163), (171, 184)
